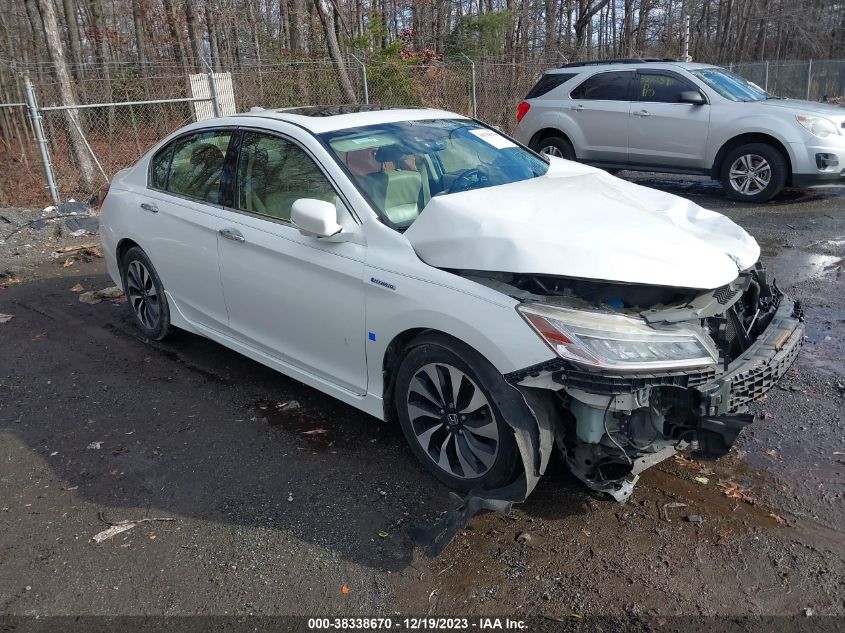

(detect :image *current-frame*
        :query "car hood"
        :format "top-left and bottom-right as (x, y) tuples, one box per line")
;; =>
(755, 98), (845, 118)
(403, 158), (760, 290)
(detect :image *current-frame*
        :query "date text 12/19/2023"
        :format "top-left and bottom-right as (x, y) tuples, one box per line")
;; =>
(307, 617), (528, 630)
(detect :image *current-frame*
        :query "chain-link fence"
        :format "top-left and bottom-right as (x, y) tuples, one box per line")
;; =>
(731, 59), (845, 101)
(1, 56), (844, 209)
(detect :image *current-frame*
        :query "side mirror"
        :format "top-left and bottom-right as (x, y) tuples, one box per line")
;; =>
(291, 198), (342, 238)
(678, 90), (706, 105)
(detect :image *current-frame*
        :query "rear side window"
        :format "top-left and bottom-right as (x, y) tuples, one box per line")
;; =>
(525, 73), (577, 99)
(166, 130), (233, 204)
(635, 72), (697, 103)
(150, 143), (174, 190)
(570, 71), (634, 100)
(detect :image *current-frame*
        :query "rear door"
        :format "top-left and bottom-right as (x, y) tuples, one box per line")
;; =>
(627, 70), (711, 169)
(567, 70), (634, 163)
(139, 128), (233, 331)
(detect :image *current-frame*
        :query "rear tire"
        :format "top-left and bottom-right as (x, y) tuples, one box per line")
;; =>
(120, 246), (173, 341)
(394, 342), (521, 492)
(534, 135), (576, 161)
(720, 143), (787, 203)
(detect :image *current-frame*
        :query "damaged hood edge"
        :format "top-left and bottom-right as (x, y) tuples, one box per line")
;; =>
(404, 158), (760, 291)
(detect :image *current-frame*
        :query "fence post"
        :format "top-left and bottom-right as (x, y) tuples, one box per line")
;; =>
(349, 53), (368, 105)
(806, 59), (813, 100)
(207, 70), (222, 117)
(764, 61), (769, 92)
(23, 77), (60, 207)
(458, 54), (477, 118)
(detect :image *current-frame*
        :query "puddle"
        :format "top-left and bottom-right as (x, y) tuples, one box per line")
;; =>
(254, 399), (346, 453)
(765, 248), (843, 285)
(798, 306), (845, 374)
(638, 455), (784, 535)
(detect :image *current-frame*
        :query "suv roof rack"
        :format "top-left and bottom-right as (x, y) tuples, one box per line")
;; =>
(560, 58), (676, 68)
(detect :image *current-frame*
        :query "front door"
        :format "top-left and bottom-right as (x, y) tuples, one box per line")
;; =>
(216, 130), (368, 394)
(627, 71), (711, 169)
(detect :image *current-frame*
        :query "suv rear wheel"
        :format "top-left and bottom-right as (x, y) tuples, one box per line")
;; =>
(720, 143), (787, 203)
(534, 135), (576, 161)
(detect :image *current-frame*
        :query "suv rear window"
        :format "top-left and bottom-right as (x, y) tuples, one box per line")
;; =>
(570, 71), (634, 100)
(525, 73), (577, 99)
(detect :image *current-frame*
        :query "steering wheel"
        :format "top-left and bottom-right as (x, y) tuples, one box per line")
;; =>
(447, 167), (487, 194)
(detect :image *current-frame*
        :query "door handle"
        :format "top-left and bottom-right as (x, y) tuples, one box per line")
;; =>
(219, 227), (245, 243)
(140, 202), (158, 213)
(634, 109), (651, 117)
(571, 104), (585, 111)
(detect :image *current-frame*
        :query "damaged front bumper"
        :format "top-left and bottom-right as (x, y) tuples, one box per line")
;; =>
(508, 295), (805, 502)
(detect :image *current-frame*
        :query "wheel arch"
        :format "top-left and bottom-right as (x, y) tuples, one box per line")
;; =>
(381, 328), (496, 424)
(528, 127), (574, 151)
(712, 133), (794, 185)
(115, 238), (141, 279)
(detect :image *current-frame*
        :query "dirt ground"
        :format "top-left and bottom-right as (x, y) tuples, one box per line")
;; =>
(0, 177), (843, 627)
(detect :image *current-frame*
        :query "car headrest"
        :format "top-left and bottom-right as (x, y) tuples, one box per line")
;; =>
(190, 143), (224, 169)
(374, 144), (407, 165)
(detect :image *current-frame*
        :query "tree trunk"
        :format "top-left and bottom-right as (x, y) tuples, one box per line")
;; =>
(162, 0), (188, 75)
(61, 0), (83, 73)
(314, 0), (357, 102)
(289, 0), (307, 52)
(185, 0), (204, 71)
(35, 0), (96, 190)
(131, 0), (148, 70)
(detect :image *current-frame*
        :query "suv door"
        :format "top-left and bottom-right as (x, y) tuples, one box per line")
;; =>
(627, 70), (711, 169)
(216, 129), (367, 394)
(568, 70), (634, 163)
(141, 128), (233, 331)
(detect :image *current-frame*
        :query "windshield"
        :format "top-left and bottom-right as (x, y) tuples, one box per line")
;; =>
(690, 68), (772, 102)
(321, 119), (548, 229)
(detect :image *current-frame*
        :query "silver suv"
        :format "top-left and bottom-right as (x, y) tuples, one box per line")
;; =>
(513, 59), (845, 202)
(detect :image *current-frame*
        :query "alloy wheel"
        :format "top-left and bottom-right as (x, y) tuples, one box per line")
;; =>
(126, 260), (160, 330)
(728, 154), (771, 196)
(539, 145), (564, 158)
(405, 363), (499, 479)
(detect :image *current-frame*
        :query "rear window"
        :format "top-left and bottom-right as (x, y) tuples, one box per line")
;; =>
(525, 73), (578, 99)
(570, 71), (634, 101)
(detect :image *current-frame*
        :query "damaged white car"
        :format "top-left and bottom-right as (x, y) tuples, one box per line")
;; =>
(100, 105), (804, 515)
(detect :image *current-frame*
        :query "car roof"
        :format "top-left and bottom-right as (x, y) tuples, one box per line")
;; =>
(237, 105), (469, 133)
(545, 61), (718, 74)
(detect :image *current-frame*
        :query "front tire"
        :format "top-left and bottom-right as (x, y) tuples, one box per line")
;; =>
(120, 246), (173, 341)
(534, 135), (576, 161)
(394, 342), (520, 492)
(720, 143), (787, 203)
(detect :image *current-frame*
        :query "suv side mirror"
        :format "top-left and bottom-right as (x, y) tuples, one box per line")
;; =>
(678, 90), (706, 105)
(291, 198), (342, 238)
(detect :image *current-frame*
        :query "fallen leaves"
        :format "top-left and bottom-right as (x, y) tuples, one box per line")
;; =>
(717, 480), (756, 504)
(341, 584), (350, 594)
(79, 286), (123, 305)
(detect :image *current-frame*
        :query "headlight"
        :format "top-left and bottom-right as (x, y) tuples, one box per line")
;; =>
(795, 114), (840, 139)
(517, 304), (718, 372)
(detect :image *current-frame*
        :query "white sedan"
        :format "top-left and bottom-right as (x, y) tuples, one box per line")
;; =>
(100, 105), (804, 505)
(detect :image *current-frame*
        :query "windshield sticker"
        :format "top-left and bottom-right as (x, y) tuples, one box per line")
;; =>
(468, 128), (517, 149)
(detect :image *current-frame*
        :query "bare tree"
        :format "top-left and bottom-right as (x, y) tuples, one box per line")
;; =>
(34, 0), (96, 188)
(314, 0), (356, 102)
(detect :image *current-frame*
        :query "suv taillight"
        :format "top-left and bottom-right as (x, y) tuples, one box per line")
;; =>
(96, 184), (110, 211)
(516, 101), (530, 123)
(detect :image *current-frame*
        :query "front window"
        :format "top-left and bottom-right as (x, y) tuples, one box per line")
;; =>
(690, 68), (771, 102)
(321, 119), (548, 229)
